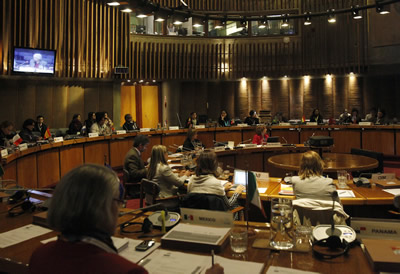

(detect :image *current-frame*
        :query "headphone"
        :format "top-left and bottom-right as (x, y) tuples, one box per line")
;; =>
(353, 177), (371, 187)
(120, 217), (153, 234)
(8, 199), (36, 217)
(312, 235), (349, 259)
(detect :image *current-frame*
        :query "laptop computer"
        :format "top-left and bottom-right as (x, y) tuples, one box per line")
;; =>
(230, 169), (247, 192)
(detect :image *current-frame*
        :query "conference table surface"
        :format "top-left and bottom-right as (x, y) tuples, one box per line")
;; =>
(268, 152), (379, 173)
(0, 205), (376, 274)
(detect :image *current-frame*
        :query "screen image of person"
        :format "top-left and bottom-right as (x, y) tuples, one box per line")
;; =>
(29, 164), (148, 274)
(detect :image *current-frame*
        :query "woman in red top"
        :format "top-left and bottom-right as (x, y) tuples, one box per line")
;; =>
(252, 125), (269, 145)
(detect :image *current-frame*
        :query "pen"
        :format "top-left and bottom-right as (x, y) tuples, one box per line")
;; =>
(211, 249), (214, 266)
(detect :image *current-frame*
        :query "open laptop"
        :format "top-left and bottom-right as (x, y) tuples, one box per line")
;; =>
(229, 169), (247, 192)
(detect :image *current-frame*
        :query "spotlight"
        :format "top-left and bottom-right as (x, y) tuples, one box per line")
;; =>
(281, 15), (289, 27)
(136, 11), (148, 18)
(107, 1), (120, 6)
(327, 10), (336, 23)
(304, 12), (312, 25)
(376, 1), (390, 14)
(240, 17), (247, 26)
(352, 6), (362, 19)
(155, 17), (165, 22)
(121, 8), (133, 13)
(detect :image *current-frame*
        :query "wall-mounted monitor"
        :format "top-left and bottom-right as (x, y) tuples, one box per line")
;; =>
(12, 47), (56, 76)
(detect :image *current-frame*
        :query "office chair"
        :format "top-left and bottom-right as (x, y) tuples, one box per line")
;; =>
(139, 179), (181, 211)
(122, 168), (141, 199)
(293, 199), (349, 226)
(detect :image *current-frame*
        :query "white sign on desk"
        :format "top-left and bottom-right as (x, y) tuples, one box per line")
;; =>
(306, 122), (318, 126)
(359, 121), (372, 126)
(88, 133), (99, 138)
(1, 149), (8, 157)
(254, 171), (269, 181)
(194, 125), (205, 129)
(180, 208), (233, 227)
(169, 126), (179, 130)
(18, 143), (28, 151)
(53, 137), (64, 143)
(116, 130), (127, 135)
(140, 128), (151, 132)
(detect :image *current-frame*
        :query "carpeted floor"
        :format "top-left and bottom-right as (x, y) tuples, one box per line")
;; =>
(126, 199), (140, 209)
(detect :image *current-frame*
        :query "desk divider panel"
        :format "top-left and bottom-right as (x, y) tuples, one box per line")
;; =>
(37, 149), (60, 188)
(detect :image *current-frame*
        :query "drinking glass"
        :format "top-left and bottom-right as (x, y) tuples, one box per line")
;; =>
(337, 170), (350, 189)
(270, 198), (294, 250)
(230, 227), (248, 253)
(295, 225), (312, 252)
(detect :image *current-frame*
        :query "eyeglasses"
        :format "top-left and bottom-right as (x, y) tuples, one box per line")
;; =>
(113, 198), (124, 206)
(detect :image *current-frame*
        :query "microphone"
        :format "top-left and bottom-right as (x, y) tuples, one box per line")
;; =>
(282, 136), (288, 144)
(119, 203), (165, 217)
(239, 139), (252, 144)
(325, 191), (342, 237)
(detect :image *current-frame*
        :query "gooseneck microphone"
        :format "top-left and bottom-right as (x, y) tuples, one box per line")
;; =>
(325, 191), (342, 237)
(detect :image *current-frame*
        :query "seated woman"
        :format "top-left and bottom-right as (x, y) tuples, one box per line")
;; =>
(186, 150), (244, 211)
(90, 112), (112, 135)
(67, 114), (83, 135)
(252, 125), (269, 145)
(218, 110), (232, 127)
(29, 164), (148, 274)
(185, 112), (198, 128)
(20, 118), (41, 143)
(244, 110), (259, 126)
(309, 108), (323, 124)
(0, 121), (15, 147)
(183, 128), (203, 151)
(147, 145), (191, 198)
(83, 112), (96, 135)
(292, 151), (336, 200)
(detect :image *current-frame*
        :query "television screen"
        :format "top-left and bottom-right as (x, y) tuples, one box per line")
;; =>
(12, 47), (56, 75)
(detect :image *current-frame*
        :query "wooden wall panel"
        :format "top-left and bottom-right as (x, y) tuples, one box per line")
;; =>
(109, 138), (134, 168)
(17, 154), (37, 189)
(52, 85), (68, 129)
(2, 161), (17, 182)
(120, 85), (137, 127)
(37, 149), (60, 187)
(60, 144), (84, 176)
(35, 85), (54, 128)
(67, 85), (84, 126)
(330, 130), (361, 153)
(84, 141), (109, 166)
(17, 82), (36, 123)
(362, 130), (395, 155)
(141, 85), (159, 128)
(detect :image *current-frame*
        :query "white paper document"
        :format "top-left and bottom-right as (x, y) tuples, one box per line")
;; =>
(337, 190), (355, 198)
(266, 266), (319, 274)
(119, 238), (160, 263)
(258, 188), (268, 194)
(383, 188), (400, 196)
(0, 224), (52, 248)
(139, 249), (264, 274)
(162, 223), (230, 245)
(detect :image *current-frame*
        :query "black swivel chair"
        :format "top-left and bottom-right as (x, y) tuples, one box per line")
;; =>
(350, 148), (384, 178)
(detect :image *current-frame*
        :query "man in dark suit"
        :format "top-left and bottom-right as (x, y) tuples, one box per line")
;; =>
(123, 135), (150, 197)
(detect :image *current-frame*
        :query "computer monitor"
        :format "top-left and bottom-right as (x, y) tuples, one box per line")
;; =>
(267, 136), (280, 143)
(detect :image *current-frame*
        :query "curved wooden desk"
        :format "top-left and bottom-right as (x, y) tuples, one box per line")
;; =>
(268, 153), (378, 173)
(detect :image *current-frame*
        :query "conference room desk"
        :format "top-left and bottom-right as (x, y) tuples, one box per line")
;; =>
(268, 152), (379, 173)
(0, 205), (376, 274)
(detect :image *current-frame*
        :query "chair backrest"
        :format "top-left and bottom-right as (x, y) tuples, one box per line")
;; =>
(181, 193), (229, 212)
(293, 199), (348, 226)
(140, 178), (161, 206)
(350, 148), (384, 176)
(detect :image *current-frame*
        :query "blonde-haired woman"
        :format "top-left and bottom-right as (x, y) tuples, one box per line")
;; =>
(148, 145), (191, 198)
(291, 150), (336, 200)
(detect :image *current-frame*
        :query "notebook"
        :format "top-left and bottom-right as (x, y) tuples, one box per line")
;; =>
(362, 238), (400, 272)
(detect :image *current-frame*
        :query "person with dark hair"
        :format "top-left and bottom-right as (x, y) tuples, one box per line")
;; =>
(34, 115), (48, 137)
(309, 108), (323, 124)
(20, 119), (41, 143)
(90, 112), (112, 135)
(183, 128), (203, 151)
(252, 125), (269, 145)
(375, 109), (389, 125)
(122, 114), (139, 131)
(185, 112), (198, 128)
(218, 110), (232, 127)
(67, 114), (83, 135)
(123, 135), (150, 184)
(244, 110), (259, 125)
(29, 164), (148, 274)
(272, 112), (287, 124)
(0, 121), (15, 147)
(187, 150), (244, 209)
(350, 108), (361, 124)
(84, 112), (96, 134)
(338, 109), (351, 124)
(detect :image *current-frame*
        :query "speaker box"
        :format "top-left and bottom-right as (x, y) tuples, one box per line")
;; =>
(308, 136), (334, 147)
